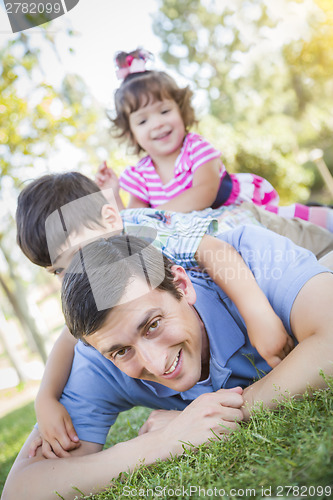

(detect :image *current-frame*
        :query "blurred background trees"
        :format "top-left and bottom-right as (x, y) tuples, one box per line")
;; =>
(153, 0), (333, 203)
(0, 31), (128, 385)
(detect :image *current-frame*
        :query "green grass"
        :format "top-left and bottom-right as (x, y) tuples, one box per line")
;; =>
(1, 384), (333, 500)
(82, 382), (333, 500)
(0, 401), (36, 494)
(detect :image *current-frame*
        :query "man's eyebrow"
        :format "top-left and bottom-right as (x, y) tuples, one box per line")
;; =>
(137, 309), (160, 330)
(102, 308), (161, 355)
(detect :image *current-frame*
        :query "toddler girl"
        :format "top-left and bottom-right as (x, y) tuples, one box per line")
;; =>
(97, 49), (332, 232)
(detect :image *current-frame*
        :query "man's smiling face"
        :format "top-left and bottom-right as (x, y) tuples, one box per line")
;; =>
(84, 268), (210, 393)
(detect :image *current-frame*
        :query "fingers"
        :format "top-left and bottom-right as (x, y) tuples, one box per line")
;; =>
(285, 335), (295, 354)
(228, 386), (243, 395)
(41, 440), (61, 459)
(28, 436), (42, 458)
(213, 388), (244, 408)
(97, 161), (108, 174)
(267, 355), (282, 368)
(266, 336), (296, 367)
(138, 421), (149, 436)
(192, 389), (244, 431)
(64, 418), (80, 444)
(53, 431), (80, 454)
(95, 161), (110, 186)
(139, 410), (181, 436)
(41, 426), (80, 458)
(218, 406), (244, 423)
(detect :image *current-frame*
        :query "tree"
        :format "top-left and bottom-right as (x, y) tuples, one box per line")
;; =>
(0, 30), (126, 368)
(153, 0), (333, 203)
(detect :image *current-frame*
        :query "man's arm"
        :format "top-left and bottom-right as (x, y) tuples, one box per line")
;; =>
(2, 389), (243, 500)
(243, 272), (333, 418)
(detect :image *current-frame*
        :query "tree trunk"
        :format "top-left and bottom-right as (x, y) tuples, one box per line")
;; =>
(0, 273), (47, 364)
(0, 309), (27, 384)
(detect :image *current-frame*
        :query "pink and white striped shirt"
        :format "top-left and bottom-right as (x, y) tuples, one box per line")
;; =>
(119, 132), (280, 209)
(119, 133), (223, 207)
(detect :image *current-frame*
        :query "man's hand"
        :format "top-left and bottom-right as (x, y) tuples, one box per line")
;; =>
(33, 399), (80, 458)
(159, 387), (244, 454)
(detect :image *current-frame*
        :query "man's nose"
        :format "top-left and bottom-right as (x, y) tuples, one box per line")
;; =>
(137, 342), (167, 376)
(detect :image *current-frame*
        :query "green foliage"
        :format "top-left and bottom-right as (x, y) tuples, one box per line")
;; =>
(153, 0), (333, 203)
(1, 385), (332, 499)
(0, 401), (35, 494)
(1, 34), (100, 184)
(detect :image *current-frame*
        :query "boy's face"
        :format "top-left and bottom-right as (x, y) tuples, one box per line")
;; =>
(46, 204), (123, 279)
(129, 98), (185, 162)
(84, 268), (210, 393)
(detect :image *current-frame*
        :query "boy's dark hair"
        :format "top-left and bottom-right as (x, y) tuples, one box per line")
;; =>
(62, 235), (182, 340)
(111, 71), (196, 154)
(16, 172), (107, 268)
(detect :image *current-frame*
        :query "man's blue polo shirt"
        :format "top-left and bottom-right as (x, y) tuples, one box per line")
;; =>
(60, 225), (329, 445)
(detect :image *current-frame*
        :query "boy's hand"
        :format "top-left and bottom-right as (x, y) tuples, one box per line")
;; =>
(247, 310), (294, 368)
(35, 399), (80, 458)
(95, 161), (119, 193)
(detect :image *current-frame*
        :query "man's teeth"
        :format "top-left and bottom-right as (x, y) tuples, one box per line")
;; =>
(165, 352), (180, 374)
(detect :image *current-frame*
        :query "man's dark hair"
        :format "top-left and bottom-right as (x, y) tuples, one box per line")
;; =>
(62, 235), (183, 340)
(16, 172), (107, 268)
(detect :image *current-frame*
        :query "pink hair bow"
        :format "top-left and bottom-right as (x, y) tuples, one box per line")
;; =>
(115, 49), (153, 80)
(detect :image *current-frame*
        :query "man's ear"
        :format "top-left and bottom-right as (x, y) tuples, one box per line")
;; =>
(171, 265), (196, 305)
(101, 204), (123, 233)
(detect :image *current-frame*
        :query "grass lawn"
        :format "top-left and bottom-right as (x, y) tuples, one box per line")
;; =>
(0, 400), (36, 494)
(1, 381), (332, 500)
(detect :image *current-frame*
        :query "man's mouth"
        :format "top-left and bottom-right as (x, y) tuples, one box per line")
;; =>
(164, 350), (181, 375)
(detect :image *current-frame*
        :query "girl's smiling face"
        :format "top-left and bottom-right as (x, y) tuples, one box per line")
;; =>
(129, 98), (186, 163)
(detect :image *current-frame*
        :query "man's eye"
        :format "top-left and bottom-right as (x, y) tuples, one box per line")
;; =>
(114, 347), (130, 359)
(148, 319), (160, 332)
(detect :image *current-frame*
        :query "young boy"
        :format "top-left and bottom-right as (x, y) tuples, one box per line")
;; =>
(15, 171), (332, 459)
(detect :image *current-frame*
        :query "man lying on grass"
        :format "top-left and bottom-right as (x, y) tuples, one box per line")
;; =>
(3, 225), (333, 500)
(13, 171), (333, 458)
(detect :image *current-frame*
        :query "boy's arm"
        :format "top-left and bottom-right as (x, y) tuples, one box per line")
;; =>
(155, 159), (221, 212)
(195, 235), (294, 368)
(242, 272), (333, 418)
(34, 326), (80, 457)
